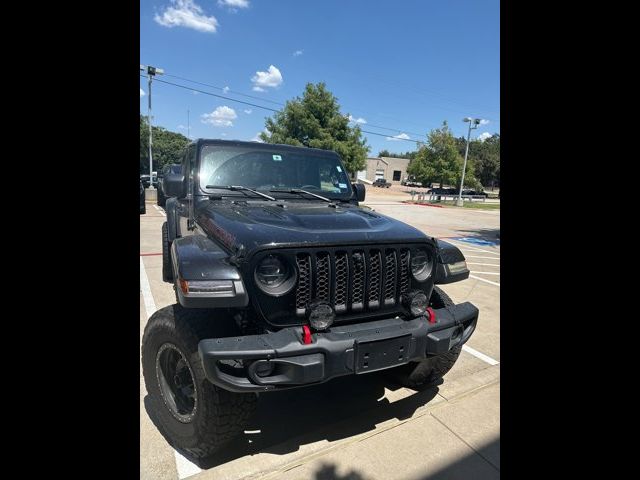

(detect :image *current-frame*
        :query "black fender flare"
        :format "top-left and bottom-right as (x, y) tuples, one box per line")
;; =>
(165, 197), (179, 242)
(434, 239), (470, 284)
(171, 235), (249, 308)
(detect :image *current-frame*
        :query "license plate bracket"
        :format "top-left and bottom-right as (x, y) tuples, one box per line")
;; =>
(355, 335), (411, 373)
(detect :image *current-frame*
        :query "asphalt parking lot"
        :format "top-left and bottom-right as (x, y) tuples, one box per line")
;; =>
(140, 186), (500, 480)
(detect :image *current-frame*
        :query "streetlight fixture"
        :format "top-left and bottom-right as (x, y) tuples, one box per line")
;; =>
(457, 117), (482, 206)
(140, 64), (164, 189)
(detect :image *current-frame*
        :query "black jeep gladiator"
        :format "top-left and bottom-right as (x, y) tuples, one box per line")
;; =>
(142, 139), (478, 458)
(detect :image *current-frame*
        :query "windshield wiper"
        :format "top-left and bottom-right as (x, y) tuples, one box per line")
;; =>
(270, 188), (333, 203)
(206, 185), (276, 201)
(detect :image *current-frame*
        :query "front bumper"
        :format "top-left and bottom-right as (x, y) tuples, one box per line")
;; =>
(198, 302), (478, 392)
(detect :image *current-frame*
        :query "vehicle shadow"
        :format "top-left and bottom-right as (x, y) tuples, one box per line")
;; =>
(144, 373), (441, 470)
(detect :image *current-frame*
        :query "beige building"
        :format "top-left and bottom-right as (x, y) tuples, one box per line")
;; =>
(357, 157), (411, 185)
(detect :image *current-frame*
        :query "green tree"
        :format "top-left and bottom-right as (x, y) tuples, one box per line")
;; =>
(408, 121), (481, 189)
(140, 115), (190, 173)
(454, 133), (500, 189)
(377, 149), (418, 160)
(260, 83), (369, 174)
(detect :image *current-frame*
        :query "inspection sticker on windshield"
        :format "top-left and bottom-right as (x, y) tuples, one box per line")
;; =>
(336, 166), (343, 172)
(339, 183), (348, 189)
(272, 154), (282, 161)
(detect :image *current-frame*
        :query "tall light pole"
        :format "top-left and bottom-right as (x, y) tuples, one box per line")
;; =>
(457, 117), (482, 206)
(140, 64), (164, 189)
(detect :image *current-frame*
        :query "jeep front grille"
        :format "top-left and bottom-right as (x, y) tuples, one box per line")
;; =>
(295, 247), (412, 317)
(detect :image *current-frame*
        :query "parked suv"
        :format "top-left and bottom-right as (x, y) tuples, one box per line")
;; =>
(140, 180), (146, 214)
(373, 178), (391, 188)
(142, 140), (478, 459)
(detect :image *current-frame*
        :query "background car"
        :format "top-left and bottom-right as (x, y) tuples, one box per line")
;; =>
(157, 164), (182, 207)
(373, 178), (391, 188)
(462, 189), (489, 197)
(140, 173), (158, 189)
(140, 180), (146, 214)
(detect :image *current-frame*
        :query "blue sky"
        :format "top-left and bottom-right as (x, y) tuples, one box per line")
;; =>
(140, 0), (499, 156)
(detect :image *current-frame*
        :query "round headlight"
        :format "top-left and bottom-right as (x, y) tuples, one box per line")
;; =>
(254, 255), (296, 295)
(411, 248), (433, 281)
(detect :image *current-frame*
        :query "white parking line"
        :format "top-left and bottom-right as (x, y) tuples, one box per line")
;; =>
(463, 255), (501, 260)
(466, 262), (500, 267)
(173, 451), (203, 479)
(448, 242), (500, 256)
(469, 274), (501, 286)
(140, 257), (157, 317)
(469, 271), (500, 275)
(140, 256), (202, 479)
(153, 204), (166, 216)
(462, 345), (500, 365)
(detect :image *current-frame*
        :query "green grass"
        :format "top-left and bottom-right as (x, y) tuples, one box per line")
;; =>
(440, 201), (501, 210)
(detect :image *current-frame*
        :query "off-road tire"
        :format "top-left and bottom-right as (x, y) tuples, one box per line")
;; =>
(388, 286), (462, 389)
(142, 304), (257, 459)
(157, 190), (166, 208)
(162, 222), (173, 283)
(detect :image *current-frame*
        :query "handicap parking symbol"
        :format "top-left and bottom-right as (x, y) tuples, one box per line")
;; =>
(452, 237), (498, 247)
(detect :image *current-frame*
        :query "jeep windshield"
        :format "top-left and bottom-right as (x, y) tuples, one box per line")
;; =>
(199, 144), (353, 200)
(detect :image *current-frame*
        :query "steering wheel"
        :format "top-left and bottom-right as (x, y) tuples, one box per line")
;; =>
(300, 185), (318, 190)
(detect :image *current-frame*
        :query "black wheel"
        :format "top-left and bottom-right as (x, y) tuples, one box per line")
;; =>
(387, 286), (462, 389)
(157, 189), (166, 208)
(142, 304), (257, 459)
(140, 205), (146, 215)
(162, 222), (173, 283)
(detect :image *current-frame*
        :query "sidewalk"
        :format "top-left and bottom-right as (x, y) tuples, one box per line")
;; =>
(189, 368), (500, 480)
(255, 383), (500, 480)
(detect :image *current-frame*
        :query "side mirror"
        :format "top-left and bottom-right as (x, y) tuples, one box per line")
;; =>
(352, 183), (366, 202)
(165, 172), (186, 198)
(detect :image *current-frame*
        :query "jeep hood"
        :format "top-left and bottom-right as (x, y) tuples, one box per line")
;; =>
(195, 200), (430, 258)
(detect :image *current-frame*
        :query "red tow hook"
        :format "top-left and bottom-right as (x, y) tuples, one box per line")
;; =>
(302, 325), (312, 344)
(426, 307), (437, 324)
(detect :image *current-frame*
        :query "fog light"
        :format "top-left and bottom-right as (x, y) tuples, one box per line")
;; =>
(308, 302), (335, 331)
(254, 361), (274, 378)
(404, 290), (428, 317)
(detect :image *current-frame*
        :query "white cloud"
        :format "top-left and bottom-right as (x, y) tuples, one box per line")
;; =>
(251, 129), (268, 142)
(243, 109), (252, 114)
(192, 90), (199, 95)
(386, 133), (411, 141)
(154, 0), (219, 33)
(293, 50), (303, 57)
(177, 124), (187, 129)
(348, 115), (367, 124)
(222, 86), (230, 93)
(218, 0), (249, 9)
(201, 106), (237, 127)
(477, 132), (492, 142)
(220, 132), (228, 137)
(479, 119), (490, 125)
(251, 65), (283, 91)
(140, 88), (145, 97)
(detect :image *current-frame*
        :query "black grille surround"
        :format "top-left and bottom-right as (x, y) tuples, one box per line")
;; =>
(247, 243), (436, 328)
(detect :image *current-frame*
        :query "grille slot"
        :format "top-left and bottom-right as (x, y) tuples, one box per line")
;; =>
(315, 252), (331, 302)
(399, 249), (410, 299)
(334, 252), (349, 313)
(293, 246), (413, 317)
(384, 250), (398, 306)
(295, 254), (312, 316)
